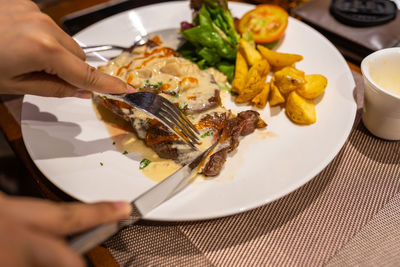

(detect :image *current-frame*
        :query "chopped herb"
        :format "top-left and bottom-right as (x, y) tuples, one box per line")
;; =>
(117, 108), (123, 114)
(102, 95), (108, 99)
(178, 102), (188, 110)
(112, 141), (116, 145)
(139, 158), (151, 169)
(169, 78), (173, 82)
(123, 150), (128, 155)
(201, 131), (214, 138)
(178, 103), (188, 115)
(100, 162), (104, 166)
(141, 80), (163, 90)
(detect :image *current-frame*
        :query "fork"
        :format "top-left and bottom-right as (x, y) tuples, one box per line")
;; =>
(82, 37), (148, 54)
(81, 28), (181, 54)
(100, 92), (200, 149)
(82, 34), (148, 54)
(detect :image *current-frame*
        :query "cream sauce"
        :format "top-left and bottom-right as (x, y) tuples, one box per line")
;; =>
(370, 68), (400, 96)
(99, 46), (220, 113)
(93, 100), (182, 182)
(99, 43), (230, 165)
(95, 42), (234, 180)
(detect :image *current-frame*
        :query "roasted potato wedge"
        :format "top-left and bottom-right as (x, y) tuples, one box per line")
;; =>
(235, 59), (270, 103)
(257, 45), (303, 69)
(239, 38), (262, 67)
(297, 74), (327, 99)
(273, 66), (306, 95)
(286, 91), (316, 125)
(269, 78), (285, 106)
(251, 82), (270, 108)
(231, 51), (248, 93)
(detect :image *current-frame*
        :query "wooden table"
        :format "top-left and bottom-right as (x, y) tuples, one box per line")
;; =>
(0, 0), (361, 266)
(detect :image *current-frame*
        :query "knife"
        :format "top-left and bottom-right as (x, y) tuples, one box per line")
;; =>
(69, 142), (217, 254)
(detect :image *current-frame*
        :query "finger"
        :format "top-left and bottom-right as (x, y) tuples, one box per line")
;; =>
(32, 12), (86, 60)
(75, 90), (93, 99)
(56, 30), (86, 61)
(0, 196), (132, 235)
(0, 218), (84, 267)
(40, 44), (134, 94)
(10, 71), (83, 98)
(19, 0), (41, 11)
(0, 0), (40, 13)
(28, 230), (85, 267)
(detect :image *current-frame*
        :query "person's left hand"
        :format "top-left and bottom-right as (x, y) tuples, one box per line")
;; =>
(0, 192), (132, 267)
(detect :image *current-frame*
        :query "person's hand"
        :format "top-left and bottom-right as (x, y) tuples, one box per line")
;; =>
(0, 0), (134, 98)
(0, 192), (131, 267)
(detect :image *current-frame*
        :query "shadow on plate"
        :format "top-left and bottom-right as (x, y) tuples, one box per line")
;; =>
(22, 102), (128, 160)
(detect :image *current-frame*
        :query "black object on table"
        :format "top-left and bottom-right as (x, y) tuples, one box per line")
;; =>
(330, 0), (397, 26)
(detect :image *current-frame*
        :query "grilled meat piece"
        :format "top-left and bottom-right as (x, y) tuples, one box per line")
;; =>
(185, 89), (220, 115)
(97, 41), (267, 177)
(202, 148), (228, 177)
(238, 110), (261, 136)
(201, 110), (261, 176)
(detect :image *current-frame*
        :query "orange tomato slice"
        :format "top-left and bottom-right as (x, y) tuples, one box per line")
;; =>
(238, 5), (289, 44)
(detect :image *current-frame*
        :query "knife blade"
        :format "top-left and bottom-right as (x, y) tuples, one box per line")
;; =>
(69, 142), (217, 254)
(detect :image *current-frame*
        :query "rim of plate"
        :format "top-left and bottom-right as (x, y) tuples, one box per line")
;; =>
(21, 1), (356, 221)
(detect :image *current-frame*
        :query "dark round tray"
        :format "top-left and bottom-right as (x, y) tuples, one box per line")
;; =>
(330, 0), (397, 27)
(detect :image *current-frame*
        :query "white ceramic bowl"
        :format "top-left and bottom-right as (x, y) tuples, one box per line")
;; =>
(361, 48), (400, 140)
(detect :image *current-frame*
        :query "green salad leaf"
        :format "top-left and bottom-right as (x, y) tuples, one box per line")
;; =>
(178, 0), (240, 82)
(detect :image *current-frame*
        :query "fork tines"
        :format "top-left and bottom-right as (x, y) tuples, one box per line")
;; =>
(159, 100), (200, 149)
(109, 91), (201, 150)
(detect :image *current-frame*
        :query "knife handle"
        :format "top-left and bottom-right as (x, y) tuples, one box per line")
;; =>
(69, 222), (119, 254)
(69, 206), (142, 254)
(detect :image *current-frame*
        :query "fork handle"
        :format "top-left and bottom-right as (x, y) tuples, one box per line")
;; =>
(82, 45), (123, 54)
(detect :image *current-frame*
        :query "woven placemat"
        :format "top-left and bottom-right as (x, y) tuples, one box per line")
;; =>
(105, 71), (400, 266)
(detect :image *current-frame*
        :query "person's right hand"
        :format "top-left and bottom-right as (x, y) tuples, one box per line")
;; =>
(0, 0), (134, 98)
(0, 192), (131, 267)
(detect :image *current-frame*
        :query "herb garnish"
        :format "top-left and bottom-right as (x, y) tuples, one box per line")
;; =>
(139, 159), (151, 169)
(100, 162), (104, 166)
(112, 141), (116, 145)
(178, 102), (189, 115)
(178, 102), (188, 110)
(123, 150), (128, 155)
(201, 131), (214, 138)
(142, 80), (163, 90)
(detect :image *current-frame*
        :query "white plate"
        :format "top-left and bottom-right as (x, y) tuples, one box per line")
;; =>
(21, 1), (356, 221)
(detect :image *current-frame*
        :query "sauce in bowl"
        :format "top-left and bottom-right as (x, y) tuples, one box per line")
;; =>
(370, 65), (400, 96)
(367, 52), (400, 97)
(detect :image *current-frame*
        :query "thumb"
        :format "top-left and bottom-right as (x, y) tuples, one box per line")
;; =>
(0, 196), (132, 235)
(9, 71), (91, 98)
(78, 64), (136, 95)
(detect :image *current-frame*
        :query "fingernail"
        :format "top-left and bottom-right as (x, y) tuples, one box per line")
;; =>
(113, 201), (132, 217)
(126, 84), (136, 93)
(75, 90), (92, 99)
